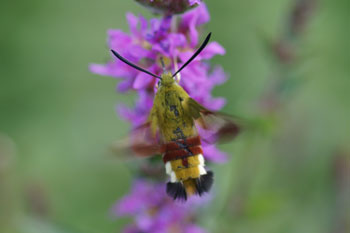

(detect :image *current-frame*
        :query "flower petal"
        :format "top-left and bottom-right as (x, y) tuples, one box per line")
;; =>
(181, 4), (210, 46)
(202, 144), (228, 163)
(133, 72), (153, 89)
(117, 78), (134, 92)
(108, 29), (132, 51)
(126, 12), (139, 36)
(200, 41), (226, 59)
(209, 66), (227, 85)
(127, 44), (150, 60)
(89, 64), (112, 76)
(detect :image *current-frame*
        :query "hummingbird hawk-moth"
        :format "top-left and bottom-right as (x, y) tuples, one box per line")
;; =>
(111, 33), (240, 201)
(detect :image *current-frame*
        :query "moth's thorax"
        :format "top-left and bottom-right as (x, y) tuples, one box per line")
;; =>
(154, 78), (195, 142)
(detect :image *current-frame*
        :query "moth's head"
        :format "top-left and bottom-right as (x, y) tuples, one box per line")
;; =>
(160, 72), (175, 87)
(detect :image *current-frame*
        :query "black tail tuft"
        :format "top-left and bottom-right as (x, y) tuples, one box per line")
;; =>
(166, 171), (214, 200)
(195, 171), (214, 196)
(166, 182), (187, 201)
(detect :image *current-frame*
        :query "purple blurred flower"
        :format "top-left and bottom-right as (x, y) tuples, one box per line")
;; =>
(90, 3), (228, 162)
(112, 179), (209, 233)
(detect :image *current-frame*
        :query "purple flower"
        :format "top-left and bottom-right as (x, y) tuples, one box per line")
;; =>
(90, 3), (228, 162)
(112, 179), (209, 233)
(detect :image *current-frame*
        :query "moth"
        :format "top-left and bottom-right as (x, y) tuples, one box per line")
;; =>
(111, 33), (240, 201)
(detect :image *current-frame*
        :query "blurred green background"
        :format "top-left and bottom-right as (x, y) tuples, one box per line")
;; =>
(0, 0), (349, 233)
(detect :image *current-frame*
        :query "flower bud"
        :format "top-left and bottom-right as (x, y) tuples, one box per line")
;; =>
(135, 0), (201, 15)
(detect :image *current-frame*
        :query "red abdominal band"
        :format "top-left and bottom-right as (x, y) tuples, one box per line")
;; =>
(161, 136), (201, 152)
(163, 146), (203, 163)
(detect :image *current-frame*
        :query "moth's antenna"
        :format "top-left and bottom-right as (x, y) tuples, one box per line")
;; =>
(172, 32), (211, 78)
(160, 57), (166, 73)
(111, 50), (162, 80)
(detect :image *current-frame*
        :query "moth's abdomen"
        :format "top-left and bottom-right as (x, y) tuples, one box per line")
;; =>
(161, 136), (214, 201)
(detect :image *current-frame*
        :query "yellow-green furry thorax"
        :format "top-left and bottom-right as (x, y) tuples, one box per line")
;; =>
(151, 72), (196, 142)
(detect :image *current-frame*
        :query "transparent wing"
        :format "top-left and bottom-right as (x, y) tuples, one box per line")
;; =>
(186, 98), (241, 144)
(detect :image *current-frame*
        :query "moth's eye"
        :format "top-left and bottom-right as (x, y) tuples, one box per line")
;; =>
(158, 81), (161, 86)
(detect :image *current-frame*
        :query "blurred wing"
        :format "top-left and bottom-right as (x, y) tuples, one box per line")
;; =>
(187, 98), (241, 144)
(111, 121), (161, 158)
